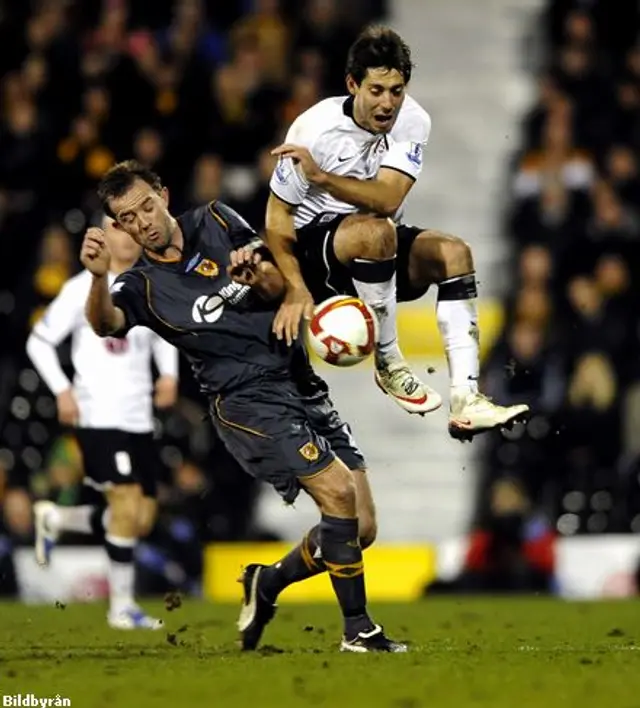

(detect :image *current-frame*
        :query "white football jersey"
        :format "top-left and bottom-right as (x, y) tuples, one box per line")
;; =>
(26, 270), (178, 433)
(269, 94), (431, 228)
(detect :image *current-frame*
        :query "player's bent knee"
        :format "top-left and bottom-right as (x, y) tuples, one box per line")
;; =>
(335, 217), (397, 263)
(106, 484), (142, 536)
(302, 458), (357, 518)
(364, 218), (397, 261)
(437, 235), (474, 277)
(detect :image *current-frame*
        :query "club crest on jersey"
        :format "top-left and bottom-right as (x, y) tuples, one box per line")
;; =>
(194, 259), (219, 278)
(407, 142), (423, 167)
(299, 441), (320, 462)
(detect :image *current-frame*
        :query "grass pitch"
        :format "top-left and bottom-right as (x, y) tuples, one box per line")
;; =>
(1, 597), (639, 707)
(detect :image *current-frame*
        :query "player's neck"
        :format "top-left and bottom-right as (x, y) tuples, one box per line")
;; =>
(109, 260), (133, 275)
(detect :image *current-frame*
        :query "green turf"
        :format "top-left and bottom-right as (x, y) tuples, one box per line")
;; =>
(1, 598), (639, 707)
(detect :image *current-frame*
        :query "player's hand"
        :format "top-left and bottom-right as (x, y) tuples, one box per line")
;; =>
(56, 389), (79, 426)
(271, 144), (324, 185)
(227, 247), (262, 287)
(80, 227), (111, 276)
(273, 285), (315, 346)
(154, 375), (178, 409)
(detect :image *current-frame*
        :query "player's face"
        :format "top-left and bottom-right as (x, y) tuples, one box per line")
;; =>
(103, 216), (142, 264)
(109, 178), (176, 253)
(348, 67), (406, 134)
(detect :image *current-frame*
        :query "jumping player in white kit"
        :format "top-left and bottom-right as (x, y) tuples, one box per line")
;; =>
(265, 25), (528, 441)
(26, 215), (178, 629)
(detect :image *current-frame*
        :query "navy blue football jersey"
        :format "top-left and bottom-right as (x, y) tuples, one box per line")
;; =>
(110, 201), (310, 395)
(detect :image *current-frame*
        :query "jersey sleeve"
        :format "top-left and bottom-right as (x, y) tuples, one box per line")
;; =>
(110, 270), (150, 335)
(268, 117), (320, 206)
(380, 110), (432, 181)
(31, 279), (83, 346)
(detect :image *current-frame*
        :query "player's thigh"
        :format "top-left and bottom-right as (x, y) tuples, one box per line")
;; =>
(293, 213), (356, 302)
(210, 383), (336, 505)
(303, 392), (372, 522)
(75, 428), (145, 495)
(304, 392), (366, 473)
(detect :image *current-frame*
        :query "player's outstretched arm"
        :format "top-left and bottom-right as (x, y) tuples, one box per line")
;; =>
(80, 227), (126, 336)
(265, 193), (314, 346)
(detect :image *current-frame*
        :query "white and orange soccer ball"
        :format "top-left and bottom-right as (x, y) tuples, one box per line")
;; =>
(308, 295), (379, 367)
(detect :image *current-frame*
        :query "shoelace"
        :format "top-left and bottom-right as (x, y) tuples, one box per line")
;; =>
(382, 365), (422, 396)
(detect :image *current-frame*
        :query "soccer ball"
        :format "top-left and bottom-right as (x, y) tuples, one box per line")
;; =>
(308, 295), (379, 367)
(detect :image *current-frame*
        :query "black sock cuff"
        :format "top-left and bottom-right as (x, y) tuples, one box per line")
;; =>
(438, 273), (477, 300)
(351, 257), (396, 283)
(320, 514), (358, 542)
(105, 537), (135, 563)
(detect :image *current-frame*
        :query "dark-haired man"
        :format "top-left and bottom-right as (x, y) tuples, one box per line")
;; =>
(81, 159), (405, 653)
(266, 25), (529, 440)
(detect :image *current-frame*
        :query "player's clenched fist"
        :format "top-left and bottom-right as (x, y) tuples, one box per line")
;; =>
(80, 227), (111, 276)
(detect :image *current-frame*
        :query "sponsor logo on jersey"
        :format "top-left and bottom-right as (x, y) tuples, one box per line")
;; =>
(407, 142), (423, 167)
(192, 294), (225, 324)
(191, 282), (250, 323)
(110, 282), (125, 294)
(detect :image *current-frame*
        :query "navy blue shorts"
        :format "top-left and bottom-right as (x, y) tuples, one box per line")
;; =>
(210, 380), (365, 504)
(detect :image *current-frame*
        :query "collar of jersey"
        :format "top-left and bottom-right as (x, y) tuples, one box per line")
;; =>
(342, 96), (378, 136)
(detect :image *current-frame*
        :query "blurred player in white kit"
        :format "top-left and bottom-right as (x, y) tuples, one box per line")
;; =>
(26, 216), (178, 629)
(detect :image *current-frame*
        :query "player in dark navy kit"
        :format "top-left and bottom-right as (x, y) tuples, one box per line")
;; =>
(79, 160), (405, 653)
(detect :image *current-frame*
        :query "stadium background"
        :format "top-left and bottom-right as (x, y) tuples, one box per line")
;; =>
(1, 0), (640, 604)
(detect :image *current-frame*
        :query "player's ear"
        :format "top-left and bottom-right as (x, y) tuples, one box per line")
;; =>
(346, 74), (358, 96)
(160, 186), (170, 206)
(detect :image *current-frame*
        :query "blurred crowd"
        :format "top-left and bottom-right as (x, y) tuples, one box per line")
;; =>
(478, 0), (640, 546)
(0, 0), (386, 596)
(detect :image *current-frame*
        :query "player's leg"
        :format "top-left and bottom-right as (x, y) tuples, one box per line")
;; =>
(33, 499), (108, 567)
(399, 227), (529, 439)
(211, 385), (403, 652)
(294, 213), (439, 415)
(332, 215), (441, 414)
(256, 468), (376, 597)
(71, 429), (162, 628)
(255, 387), (377, 598)
(34, 431), (112, 566)
(103, 432), (161, 628)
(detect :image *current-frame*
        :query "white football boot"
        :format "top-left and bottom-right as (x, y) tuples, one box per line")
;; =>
(374, 360), (442, 415)
(448, 391), (530, 442)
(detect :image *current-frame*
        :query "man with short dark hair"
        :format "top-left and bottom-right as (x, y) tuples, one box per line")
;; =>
(266, 25), (529, 440)
(81, 160), (405, 653)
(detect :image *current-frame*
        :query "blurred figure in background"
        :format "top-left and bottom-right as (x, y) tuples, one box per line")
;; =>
(26, 216), (178, 629)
